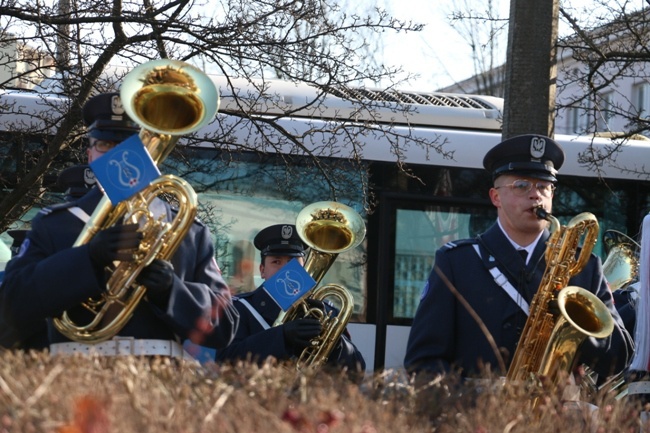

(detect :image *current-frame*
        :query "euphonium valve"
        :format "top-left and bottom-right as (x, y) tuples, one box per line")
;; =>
(52, 59), (219, 343)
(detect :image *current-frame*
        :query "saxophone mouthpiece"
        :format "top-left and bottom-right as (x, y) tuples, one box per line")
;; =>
(534, 206), (550, 221)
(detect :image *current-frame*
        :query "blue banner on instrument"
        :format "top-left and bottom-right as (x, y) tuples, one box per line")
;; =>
(263, 259), (316, 311)
(89, 134), (160, 205)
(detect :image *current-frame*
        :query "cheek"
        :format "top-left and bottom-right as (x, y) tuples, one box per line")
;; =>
(262, 264), (280, 279)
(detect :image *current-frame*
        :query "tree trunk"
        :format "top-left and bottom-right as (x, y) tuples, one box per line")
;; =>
(502, 0), (559, 139)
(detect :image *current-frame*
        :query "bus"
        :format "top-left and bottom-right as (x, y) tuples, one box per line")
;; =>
(2, 77), (650, 371)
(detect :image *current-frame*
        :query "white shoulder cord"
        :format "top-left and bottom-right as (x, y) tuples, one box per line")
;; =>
(473, 244), (530, 315)
(236, 298), (271, 330)
(67, 207), (91, 223)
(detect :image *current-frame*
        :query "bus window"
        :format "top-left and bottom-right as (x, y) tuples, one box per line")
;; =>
(391, 205), (497, 320)
(166, 149), (369, 318)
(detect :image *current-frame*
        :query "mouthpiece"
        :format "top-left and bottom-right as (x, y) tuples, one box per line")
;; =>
(534, 206), (551, 221)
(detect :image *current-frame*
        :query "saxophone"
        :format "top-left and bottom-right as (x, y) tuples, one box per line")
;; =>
(52, 59), (219, 343)
(506, 207), (615, 388)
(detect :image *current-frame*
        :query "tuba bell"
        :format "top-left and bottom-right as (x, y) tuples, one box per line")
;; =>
(53, 59), (219, 343)
(279, 201), (366, 370)
(602, 230), (640, 291)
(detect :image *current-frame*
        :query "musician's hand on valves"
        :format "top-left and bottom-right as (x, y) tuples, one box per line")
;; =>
(282, 317), (323, 353)
(304, 298), (327, 317)
(87, 223), (142, 267)
(137, 259), (175, 308)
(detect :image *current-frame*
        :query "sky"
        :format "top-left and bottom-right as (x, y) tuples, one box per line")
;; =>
(379, 0), (510, 92)
(377, 0), (647, 93)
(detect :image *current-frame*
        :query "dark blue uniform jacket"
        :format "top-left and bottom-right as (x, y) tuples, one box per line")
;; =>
(216, 286), (366, 372)
(404, 222), (633, 381)
(0, 187), (239, 348)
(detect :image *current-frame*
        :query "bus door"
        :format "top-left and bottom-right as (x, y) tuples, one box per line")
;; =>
(363, 190), (496, 372)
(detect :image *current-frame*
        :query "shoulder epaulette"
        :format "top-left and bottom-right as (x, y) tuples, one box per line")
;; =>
(36, 202), (76, 217)
(441, 238), (477, 251)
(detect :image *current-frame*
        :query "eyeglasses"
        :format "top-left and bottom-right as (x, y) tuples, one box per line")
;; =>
(495, 179), (556, 198)
(88, 138), (118, 153)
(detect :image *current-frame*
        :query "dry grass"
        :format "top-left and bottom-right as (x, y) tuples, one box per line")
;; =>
(0, 350), (646, 433)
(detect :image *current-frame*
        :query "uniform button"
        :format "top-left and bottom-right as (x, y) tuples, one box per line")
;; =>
(260, 301), (266, 307)
(503, 323), (511, 329)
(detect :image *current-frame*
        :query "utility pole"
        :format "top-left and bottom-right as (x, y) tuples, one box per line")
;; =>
(502, 0), (560, 139)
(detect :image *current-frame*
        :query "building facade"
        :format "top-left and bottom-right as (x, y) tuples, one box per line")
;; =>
(437, 9), (650, 138)
(0, 39), (55, 90)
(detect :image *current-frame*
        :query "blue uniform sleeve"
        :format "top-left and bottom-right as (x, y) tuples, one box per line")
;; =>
(0, 216), (105, 331)
(159, 222), (239, 350)
(325, 332), (366, 372)
(404, 247), (456, 376)
(1, 205), (239, 349)
(216, 300), (291, 362)
(216, 298), (366, 373)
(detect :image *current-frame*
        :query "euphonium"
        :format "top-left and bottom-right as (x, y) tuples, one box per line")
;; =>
(506, 207), (615, 390)
(280, 201), (366, 370)
(53, 59), (219, 343)
(602, 230), (640, 291)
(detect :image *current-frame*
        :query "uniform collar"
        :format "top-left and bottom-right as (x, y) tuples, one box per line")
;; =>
(496, 217), (544, 257)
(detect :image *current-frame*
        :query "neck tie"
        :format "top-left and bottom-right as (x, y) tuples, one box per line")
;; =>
(518, 249), (528, 262)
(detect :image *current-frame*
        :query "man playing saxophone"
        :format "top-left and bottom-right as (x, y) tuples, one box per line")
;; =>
(0, 92), (239, 357)
(216, 224), (365, 376)
(404, 134), (633, 385)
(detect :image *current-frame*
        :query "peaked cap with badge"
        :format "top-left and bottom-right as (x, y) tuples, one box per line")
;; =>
(56, 164), (97, 200)
(83, 92), (139, 142)
(482, 134), (566, 182)
(253, 224), (308, 258)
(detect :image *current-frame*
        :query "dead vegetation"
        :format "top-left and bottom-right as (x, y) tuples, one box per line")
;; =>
(0, 350), (646, 433)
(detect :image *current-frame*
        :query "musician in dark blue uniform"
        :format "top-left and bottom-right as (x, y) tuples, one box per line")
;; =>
(0, 229), (49, 350)
(0, 92), (239, 357)
(404, 134), (633, 384)
(216, 224), (366, 375)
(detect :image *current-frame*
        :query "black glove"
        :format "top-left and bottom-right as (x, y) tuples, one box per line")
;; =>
(282, 317), (323, 352)
(304, 298), (326, 313)
(137, 259), (175, 308)
(87, 223), (142, 267)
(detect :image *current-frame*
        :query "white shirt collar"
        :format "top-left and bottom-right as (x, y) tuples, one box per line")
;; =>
(497, 218), (544, 263)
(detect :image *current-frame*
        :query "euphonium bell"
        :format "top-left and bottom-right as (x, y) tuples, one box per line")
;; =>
(296, 201), (367, 284)
(120, 59), (220, 163)
(602, 230), (640, 291)
(53, 59), (219, 343)
(280, 201), (366, 369)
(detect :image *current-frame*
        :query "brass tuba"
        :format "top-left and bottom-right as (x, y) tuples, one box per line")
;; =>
(279, 201), (366, 370)
(602, 230), (640, 291)
(53, 59), (219, 343)
(507, 208), (615, 393)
